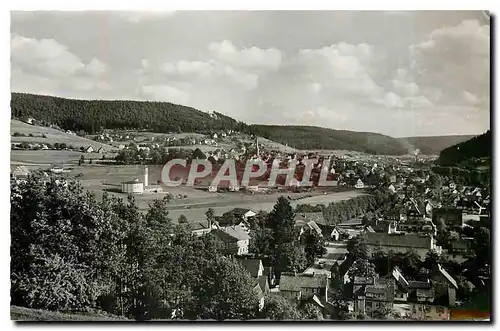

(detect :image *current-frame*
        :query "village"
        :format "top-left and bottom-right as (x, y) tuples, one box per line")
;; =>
(10, 116), (491, 321)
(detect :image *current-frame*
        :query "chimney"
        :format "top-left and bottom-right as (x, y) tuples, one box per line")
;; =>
(144, 165), (148, 187)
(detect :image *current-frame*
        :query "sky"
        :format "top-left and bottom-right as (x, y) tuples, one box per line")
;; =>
(10, 10), (490, 137)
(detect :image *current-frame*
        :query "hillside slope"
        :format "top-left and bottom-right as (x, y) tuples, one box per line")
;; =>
(437, 130), (491, 166)
(11, 92), (245, 134)
(11, 119), (115, 151)
(247, 125), (408, 155)
(397, 135), (474, 155)
(12, 93), (476, 156)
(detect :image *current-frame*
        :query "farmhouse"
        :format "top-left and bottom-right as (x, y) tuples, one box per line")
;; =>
(294, 219), (323, 239)
(350, 276), (395, 317)
(355, 179), (364, 189)
(85, 146), (94, 153)
(226, 208), (256, 222)
(189, 220), (215, 237)
(279, 273), (329, 303)
(11, 165), (30, 179)
(211, 227), (250, 256)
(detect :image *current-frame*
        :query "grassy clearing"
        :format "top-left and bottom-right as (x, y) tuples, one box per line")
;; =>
(11, 120), (114, 151)
(11, 306), (128, 321)
(10, 150), (112, 165)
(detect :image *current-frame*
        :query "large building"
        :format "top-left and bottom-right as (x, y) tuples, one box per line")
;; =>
(365, 233), (441, 258)
(121, 179), (144, 194)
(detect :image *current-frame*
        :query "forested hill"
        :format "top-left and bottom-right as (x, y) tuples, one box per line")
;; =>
(437, 130), (491, 166)
(12, 92), (473, 156)
(397, 135), (475, 155)
(10, 93), (246, 134)
(247, 125), (407, 155)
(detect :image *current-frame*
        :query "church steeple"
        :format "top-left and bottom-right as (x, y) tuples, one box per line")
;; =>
(255, 137), (259, 157)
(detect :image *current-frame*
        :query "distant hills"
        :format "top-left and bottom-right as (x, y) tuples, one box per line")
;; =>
(397, 135), (475, 155)
(437, 130), (491, 167)
(247, 125), (407, 155)
(10, 93), (481, 156)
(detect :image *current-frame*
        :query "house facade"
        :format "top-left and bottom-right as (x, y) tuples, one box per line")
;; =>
(279, 273), (329, 303)
(211, 227), (250, 256)
(409, 304), (450, 320)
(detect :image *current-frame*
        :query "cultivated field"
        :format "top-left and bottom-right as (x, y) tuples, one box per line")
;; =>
(11, 120), (115, 151)
(54, 164), (365, 222)
(10, 150), (116, 166)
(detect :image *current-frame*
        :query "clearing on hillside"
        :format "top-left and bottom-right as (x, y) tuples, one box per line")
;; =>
(11, 119), (115, 152)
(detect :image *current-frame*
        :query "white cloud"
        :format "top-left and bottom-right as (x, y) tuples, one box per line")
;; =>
(294, 43), (382, 99)
(308, 82), (322, 94)
(159, 59), (258, 90)
(409, 19), (490, 105)
(11, 34), (85, 77)
(463, 91), (479, 104)
(209, 40), (282, 71)
(161, 60), (213, 76)
(141, 84), (189, 104)
(405, 95), (433, 108)
(392, 79), (420, 97)
(11, 34), (110, 79)
(383, 92), (404, 108)
(116, 11), (176, 23)
(83, 58), (109, 76)
(11, 34), (113, 99)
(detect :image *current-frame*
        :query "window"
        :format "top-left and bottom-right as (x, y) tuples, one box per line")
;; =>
(425, 306), (431, 313)
(366, 302), (372, 308)
(436, 307), (445, 314)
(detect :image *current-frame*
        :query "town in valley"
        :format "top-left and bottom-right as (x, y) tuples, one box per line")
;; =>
(10, 10), (491, 321)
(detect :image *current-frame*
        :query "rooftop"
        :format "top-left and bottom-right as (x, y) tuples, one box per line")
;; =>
(294, 212), (327, 226)
(437, 264), (458, 289)
(228, 208), (254, 215)
(279, 273), (328, 292)
(222, 226), (251, 241)
(237, 258), (263, 278)
(365, 233), (432, 249)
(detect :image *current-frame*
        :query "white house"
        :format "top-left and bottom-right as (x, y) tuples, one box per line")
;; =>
(355, 179), (364, 189)
(85, 146), (94, 153)
(388, 184), (396, 193)
(330, 227), (340, 241)
(12, 165), (30, 179)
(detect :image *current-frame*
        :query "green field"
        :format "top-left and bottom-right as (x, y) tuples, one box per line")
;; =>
(10, 150), (114, 166)
(11, 119), (115, 151)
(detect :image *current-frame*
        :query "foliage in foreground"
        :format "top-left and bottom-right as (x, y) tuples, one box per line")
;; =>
(10, 175), (259, 320)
